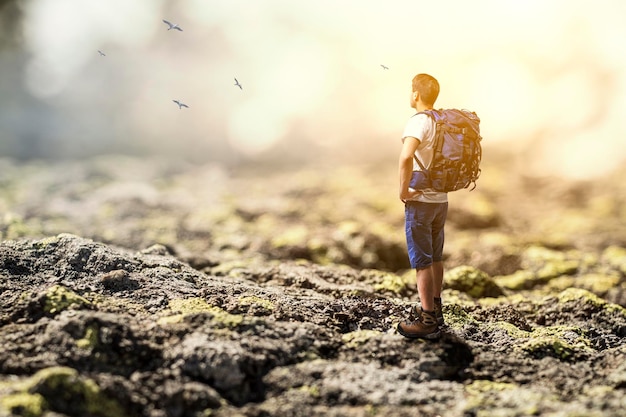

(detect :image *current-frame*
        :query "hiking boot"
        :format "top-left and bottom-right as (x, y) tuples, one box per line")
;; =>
(434, 297), (445, 326)
(397, 308), (440, 340)
(413, 299), (445, 326)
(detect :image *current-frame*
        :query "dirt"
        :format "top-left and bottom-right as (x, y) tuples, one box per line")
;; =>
(0, 154), (625, 417)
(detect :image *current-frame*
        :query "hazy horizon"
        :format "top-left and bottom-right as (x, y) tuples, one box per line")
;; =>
(1, 0), (626, 179)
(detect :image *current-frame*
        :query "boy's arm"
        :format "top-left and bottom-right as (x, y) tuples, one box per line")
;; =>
(398, 136), (420, 202)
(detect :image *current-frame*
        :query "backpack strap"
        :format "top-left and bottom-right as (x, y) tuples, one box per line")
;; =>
(412, 110), (440, 170)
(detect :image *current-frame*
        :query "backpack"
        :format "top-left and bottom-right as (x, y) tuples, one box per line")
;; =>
(410, 108), (482, 192)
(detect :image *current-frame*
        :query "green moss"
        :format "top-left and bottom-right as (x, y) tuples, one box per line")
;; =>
(297, 384), (320, 398)
(40, 367), (128, 417)
(465, 379), (517, 395)
(577, 273), (621, 295)
(137, 215), (179, 246)
(545, 276), (577, 292)
(463, 379), (544, 417)
(466, 194), (498, 221)
(27, 235), (61, 251)
(238, 295), (275, 311)
(1, 367), (128, 417)
(440, 289), (476, 306)
(3, 212), (44, 240)
(441, 302), (478, 329)
(210, 259), (251, 277)
(463, 380), (517, 412)
(521, 245), (581, 281)
(556, 287), (626, 315)
(372, 272), (410, 296)
(520, 326), (593, 360)
(485, 321), (532, 339)
(341, 329), (380, 348)
(0, 392), (47, 417)
(499, 246), (595, 291)
(556, 287), (606, 307)
(308, 236), (332, 265)
(536, 259), (579, 280)
(476, 293), (535, 308)
(477, 312), (594, 361)
(75, 323), (100, 350)
(602, 245), (626, 275)
(337, 220), (360, 236)
(494, 270), (534, 291)
(364, 404), (379, 416)
(158, 298), (244, 328)
(445, 266), (503, 298)
(523, 245), (565, 263)
(584, 385), (616, 397)
(43, 285), (91, 315)
(271, 225), (308, 248)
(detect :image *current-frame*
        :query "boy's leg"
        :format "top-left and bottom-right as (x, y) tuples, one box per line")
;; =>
(432, 261), (444, 298)
(405, 201), (439, 313)
(431, 202), (447, 325)
(416, 265), (435, 311)
(412, 262), (445, 325)
(399, 202), (441, 339)
(432, 261), (445, 326)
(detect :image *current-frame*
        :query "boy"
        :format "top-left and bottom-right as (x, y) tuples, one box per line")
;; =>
(397, 73), (447, 340)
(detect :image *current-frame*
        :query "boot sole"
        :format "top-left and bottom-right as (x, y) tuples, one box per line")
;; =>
(396, 324), (441, 340)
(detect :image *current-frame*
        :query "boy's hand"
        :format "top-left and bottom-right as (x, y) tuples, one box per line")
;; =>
(400, 188), (420, 203)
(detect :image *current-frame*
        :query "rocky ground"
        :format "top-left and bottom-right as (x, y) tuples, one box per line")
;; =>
(0, 153), (625, 417)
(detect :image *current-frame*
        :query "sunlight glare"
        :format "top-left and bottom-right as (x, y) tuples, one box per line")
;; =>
(466, 56), (537, 144)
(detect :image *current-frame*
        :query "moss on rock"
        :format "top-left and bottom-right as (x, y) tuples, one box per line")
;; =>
(602, 245), (626, 275)
(536, 259), (579, 281)
(341, 329), (381, 348)
(556, 287), (607, 307)
(576, 273), (621, 296)
(158, 298), (244, 328)
(75, 323), (100, 350)
(238, 295), (275, 311)
(270, 225), (309, 249)
(521, 245), (581, 279)
(43, 285), (91, 315)
(445, 266), (504, 298)
(0, 367), (128, 417)
(519, 326), (593, 361)
(441, 302), (478, 329)
(463, 379), (544, 417)
(494, 270), (535, 291)
(0, 392), (47, 417)
(372, 271), (411, 296)
(554, 287), (626, 317)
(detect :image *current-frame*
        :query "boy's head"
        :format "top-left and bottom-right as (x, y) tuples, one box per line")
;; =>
(412, 73), (440, 107)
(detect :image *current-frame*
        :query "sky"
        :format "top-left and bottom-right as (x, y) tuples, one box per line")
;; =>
(2, 0), (626, 179)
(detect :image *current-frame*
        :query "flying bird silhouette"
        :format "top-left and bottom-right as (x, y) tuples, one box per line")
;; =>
(163, 20), (183, 31)
(173, 100), (189, 109)
(234, 78), (242, 90)
(98, 50), (106, 56)
(380, 64), (389, 70)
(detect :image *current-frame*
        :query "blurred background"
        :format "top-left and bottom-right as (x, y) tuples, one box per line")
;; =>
(1, 0), (626, 179)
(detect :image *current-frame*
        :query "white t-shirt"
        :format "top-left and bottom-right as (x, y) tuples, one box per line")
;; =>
(402, 113), (448, 203)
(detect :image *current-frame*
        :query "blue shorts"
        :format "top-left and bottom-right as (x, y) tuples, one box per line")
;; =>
(405, 201), (448, 269)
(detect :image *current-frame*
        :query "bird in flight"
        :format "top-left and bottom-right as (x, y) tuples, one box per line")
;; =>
(234, 78), (242, 90)
(380, 64), (389, 70)
(173, 100), (189, 109)
(163, 20), (183, 31)
(98, 50), (106, 57)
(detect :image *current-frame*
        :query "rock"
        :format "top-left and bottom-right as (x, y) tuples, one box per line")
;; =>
(445, 266), (504, 298)
(1, 157), (626, 417)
